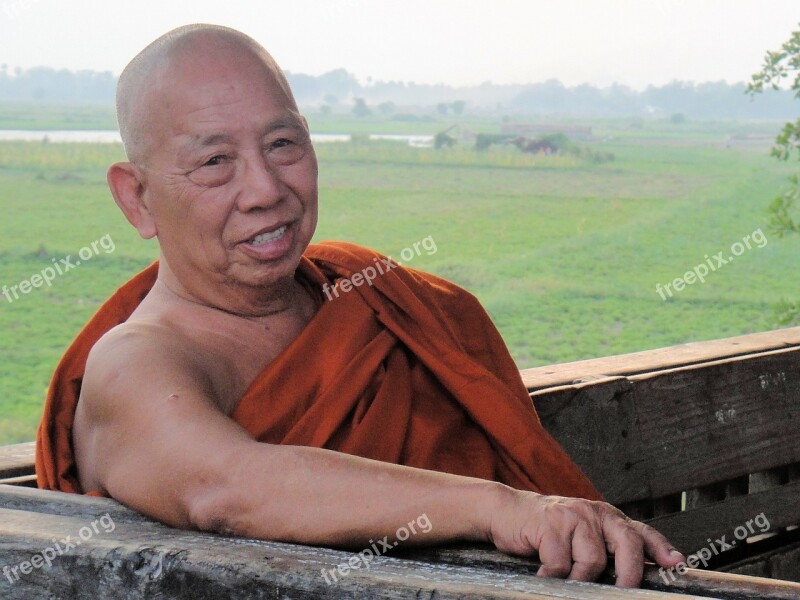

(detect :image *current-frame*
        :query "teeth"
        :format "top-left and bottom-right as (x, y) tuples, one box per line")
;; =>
(250, 225), (287, 246)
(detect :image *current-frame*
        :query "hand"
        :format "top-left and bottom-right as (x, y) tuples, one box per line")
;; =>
(486, 488), (685, 588)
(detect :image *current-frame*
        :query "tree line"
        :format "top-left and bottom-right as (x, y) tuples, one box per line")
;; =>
(0, 64), (795, 120)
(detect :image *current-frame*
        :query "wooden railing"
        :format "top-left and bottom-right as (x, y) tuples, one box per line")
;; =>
(2, 327), (800, 598)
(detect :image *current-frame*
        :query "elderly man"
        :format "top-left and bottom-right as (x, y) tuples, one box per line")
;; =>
(36, 24), (683, 588)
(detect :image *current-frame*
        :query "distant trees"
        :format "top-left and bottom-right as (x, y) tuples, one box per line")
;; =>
(0, 65), (797, 122)
(352, 97), (371, 117)
(377, 101), (395, 115)
(0, 66), (115, 103)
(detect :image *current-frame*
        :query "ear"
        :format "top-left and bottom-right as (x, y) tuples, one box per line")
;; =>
(107, 162), (157, 240)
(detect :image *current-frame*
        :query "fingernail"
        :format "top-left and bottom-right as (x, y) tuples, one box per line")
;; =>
(669, 548), (685, 559)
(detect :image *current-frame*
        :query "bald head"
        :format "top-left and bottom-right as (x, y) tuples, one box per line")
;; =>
(116, 24), (297, 164)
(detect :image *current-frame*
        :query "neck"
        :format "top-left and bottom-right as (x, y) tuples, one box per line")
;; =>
(154, 256), (313, 321)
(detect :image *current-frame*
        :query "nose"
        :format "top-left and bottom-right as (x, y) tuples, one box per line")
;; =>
(235, 154), (286, 212)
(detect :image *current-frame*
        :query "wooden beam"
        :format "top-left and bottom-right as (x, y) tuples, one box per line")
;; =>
(0, 475), (37, 487)
(0, 442), (35, 480)
(532, 348), (800, 505)
(397, 544), (800, 599)
(531, 377), (650, 505)
(646, 481), (800, 553)
(0, 503), (708, 599)
(724, 540), (800, 583)
(4, 486), (800, 599)
(631, 348), (800, 499)
(521, 327), (800, 391)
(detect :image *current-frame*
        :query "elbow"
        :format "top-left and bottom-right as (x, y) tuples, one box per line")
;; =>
(185, 484), (246, 537)
(183, 443), (287, 540)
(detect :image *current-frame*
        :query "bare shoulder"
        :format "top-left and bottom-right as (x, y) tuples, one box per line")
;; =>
(73, 319), (220, 494)
(82, 319), (212, 416)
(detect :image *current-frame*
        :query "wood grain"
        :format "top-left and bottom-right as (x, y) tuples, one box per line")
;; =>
(0, 442), (35, 480)
(0, 502), (710, 600)
(532, 348), (800, 505)
(520, 327), (800, 391)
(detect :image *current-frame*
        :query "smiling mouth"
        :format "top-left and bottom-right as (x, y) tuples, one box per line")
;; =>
(247, 225), (288, 246)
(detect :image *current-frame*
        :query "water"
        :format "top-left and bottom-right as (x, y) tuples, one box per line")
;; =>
(0, 130), (123, 143)
(0, 130), (434, 147)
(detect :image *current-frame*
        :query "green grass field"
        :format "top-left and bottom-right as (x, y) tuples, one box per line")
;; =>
(1, 115), (798, 444)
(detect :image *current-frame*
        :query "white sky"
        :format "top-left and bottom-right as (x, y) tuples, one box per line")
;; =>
(0, 0), (798, 89)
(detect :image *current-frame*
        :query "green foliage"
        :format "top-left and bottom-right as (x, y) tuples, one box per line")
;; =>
(748, 25), (800, 237)
(748, 27), (800, 97)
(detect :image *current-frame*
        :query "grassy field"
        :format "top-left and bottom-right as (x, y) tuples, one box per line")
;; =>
(1, 115), (798, 444)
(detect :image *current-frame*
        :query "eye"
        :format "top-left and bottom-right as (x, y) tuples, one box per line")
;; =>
(189, 154), (236, 187)
(266, 136), (307, 166)
(203, 154), (229, 167)
(271, 138), (293, 150)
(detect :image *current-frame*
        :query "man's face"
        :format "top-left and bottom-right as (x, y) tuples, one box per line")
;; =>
(139, 46), (318, 297)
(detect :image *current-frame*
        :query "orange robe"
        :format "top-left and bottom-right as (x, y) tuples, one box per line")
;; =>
(37, 242), (600, 501)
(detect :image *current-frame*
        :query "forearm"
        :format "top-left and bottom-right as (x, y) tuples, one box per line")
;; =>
(193, 441), (508, 548)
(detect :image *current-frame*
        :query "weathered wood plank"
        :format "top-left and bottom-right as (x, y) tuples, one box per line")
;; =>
(0, 442), (35, 479)
(0, 484), (144, 524)
(0, 506), (711, 600)
(533, 348), (800, 505)
(723, 540), (800, 583)
(631, 348), (800, 499)
(0, 475), (37, 488)
(398, 545), (800, 599)
(646, 480), (800, 553)
(5, 486), (800, 599)
(531, 377), (650, 505)
(520, 327), (800, 391)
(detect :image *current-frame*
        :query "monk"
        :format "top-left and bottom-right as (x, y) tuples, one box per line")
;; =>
(36, 24), (684, 588)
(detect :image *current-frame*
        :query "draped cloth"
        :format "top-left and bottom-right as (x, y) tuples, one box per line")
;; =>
(37, 241), (601, 501)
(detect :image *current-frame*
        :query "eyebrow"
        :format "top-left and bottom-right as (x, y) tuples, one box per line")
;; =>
(185, 117), (307, 152)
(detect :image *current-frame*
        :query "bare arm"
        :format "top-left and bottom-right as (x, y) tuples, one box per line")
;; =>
(74, 325), (683, 588)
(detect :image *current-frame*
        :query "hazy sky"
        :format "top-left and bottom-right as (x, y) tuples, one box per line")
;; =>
(1, 0), (798, 89)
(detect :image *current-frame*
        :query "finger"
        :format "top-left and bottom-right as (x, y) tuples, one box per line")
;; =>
(636, 522), (685, 567)
(567, 521), (607, 582)
(536, 532), (573, 580)
(602, 518), (645, 588)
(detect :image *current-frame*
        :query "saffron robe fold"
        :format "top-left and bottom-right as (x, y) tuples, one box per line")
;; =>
(37, 241), (601, 501)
